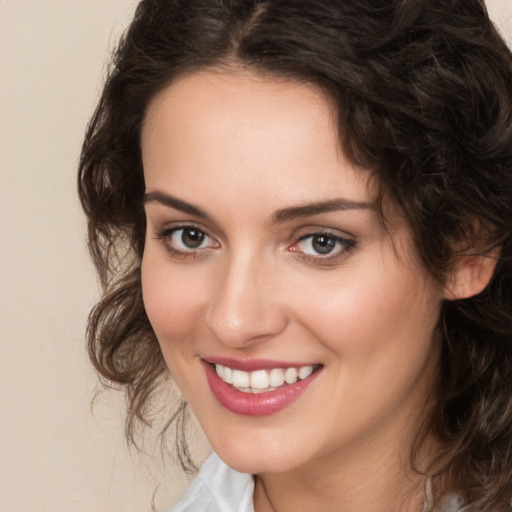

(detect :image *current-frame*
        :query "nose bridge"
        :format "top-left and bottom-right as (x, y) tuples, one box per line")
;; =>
(206, 246), (287, 347)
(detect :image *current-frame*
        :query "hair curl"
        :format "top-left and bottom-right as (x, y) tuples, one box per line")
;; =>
(78, 0), (512, 509)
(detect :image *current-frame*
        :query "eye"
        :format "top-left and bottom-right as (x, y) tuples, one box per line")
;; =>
(291, 231), (356, 262)
(155, 225), (218, 257)
(300, 233), (338, 255)
(172, 227), (208, 250)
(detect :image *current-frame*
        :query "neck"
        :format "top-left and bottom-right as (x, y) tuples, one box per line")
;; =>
(253, 423), (436, 512)
(253, 336), (443, 512)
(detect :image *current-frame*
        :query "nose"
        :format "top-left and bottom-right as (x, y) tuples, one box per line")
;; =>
(205, 251), (288, 348)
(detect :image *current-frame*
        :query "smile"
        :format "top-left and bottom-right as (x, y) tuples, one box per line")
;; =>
(202, 359), (322, 416)
(214, 363), (315, 393)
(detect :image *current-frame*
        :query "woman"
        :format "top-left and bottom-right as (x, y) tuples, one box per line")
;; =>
(78, 1), (512, 511)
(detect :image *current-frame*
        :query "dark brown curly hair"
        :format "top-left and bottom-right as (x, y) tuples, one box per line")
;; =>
(78, 1), (512, 509)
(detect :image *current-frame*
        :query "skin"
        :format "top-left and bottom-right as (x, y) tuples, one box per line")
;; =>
(141, 70), (449, 512)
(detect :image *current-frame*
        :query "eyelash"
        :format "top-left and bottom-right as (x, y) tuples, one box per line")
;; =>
(290, 231), (356, 264)
(155, 225), (218, 259)
(154, 225), (356, 264)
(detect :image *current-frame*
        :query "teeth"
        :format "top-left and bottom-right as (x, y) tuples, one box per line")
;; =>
(284, 367), (298, 384)
(223, 366), (233, 384)
(250, 370), (269, 389)
(232, 369), (250, 388)
(298, 365), (314, 379)
(214, 364), (315, 391)
(269, 368), (285, 387)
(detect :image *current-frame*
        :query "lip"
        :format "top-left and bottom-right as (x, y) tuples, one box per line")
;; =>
(203, 356), (316, 372)
(202, 359), (322, 416)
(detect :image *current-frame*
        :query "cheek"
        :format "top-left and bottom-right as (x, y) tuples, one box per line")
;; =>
(295, 257), (442, 361)
(141, 252), (207, 344)
(296, 264), (442, 433)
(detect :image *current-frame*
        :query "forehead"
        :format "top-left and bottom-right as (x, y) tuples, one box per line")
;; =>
(141, 70), (375, 205)
(144, 69), (336, 128)
(142, 70), (338, 160)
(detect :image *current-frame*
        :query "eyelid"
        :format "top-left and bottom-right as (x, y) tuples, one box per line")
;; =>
(153, 222), (220, 258)
(145, 203), (226, 241)
(152, 221), (356, 264)
(154, 220), (216, 239)
(289, 227), (357, 265)
(292, 225), (355, 243)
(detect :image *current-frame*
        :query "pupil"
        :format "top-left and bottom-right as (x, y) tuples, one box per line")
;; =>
(182, 228), (205, 248)
(312, 234), (335, 254)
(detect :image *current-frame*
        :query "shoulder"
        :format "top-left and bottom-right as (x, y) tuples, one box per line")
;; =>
(431, 492), (465, 512)
(168, 453), (255, 512)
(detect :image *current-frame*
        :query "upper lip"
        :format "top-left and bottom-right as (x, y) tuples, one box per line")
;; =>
(202, 356), (320, 372)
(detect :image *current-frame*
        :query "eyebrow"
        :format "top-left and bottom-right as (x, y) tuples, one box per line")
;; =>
(271, 198), (374, 224)
(144, 191), (210, 219)
(144, 190), (374, 224)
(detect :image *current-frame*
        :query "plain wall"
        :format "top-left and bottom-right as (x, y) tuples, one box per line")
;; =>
(1, 1), (511, 511)
(0, 2), (208, 511)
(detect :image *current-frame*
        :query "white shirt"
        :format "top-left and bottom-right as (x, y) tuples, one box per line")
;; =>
(169, 453), (254, 512)
(169, 453), (464, 512)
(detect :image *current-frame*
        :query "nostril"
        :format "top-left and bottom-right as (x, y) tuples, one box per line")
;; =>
(204, 260), (289, 347)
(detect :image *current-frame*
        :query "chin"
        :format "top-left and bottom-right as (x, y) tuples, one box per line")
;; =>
(209, 434), (311, 475)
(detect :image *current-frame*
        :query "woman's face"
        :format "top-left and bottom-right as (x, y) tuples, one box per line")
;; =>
(141, 70), (445, 476)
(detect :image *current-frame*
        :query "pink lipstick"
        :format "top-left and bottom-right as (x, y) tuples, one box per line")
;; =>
(202, 359), (321, 416)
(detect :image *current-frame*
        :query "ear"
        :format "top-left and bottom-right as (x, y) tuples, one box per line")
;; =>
(444, 251), (498, 300)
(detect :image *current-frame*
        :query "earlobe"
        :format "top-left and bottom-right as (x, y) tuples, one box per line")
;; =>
(444, 251), (499, 300)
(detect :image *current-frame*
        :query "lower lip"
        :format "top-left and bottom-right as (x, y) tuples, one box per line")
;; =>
(202, 361), (321, 416)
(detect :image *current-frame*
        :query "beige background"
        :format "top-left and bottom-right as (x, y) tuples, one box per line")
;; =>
(1, 1), (511, 511)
